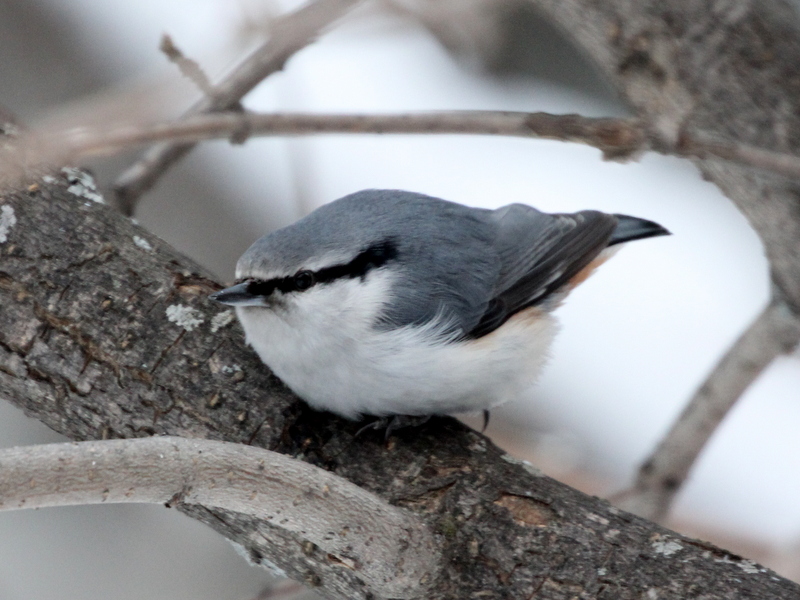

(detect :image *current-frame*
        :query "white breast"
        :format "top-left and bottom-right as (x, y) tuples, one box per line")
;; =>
(236, 271), (558, 420)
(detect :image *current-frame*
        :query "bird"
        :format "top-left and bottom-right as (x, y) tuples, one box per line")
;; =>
(210, 189), (669, 435)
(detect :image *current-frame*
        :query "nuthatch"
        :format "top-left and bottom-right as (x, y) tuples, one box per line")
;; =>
(211, 189), (669, 433)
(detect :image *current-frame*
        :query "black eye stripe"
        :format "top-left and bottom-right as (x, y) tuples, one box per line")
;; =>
(243, 240), (397, 298)
(246, 279), (276, 296)
(316, 240), (397, 283)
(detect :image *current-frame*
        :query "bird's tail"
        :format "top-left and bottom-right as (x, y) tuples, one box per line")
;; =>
(609, 214), (670, 245)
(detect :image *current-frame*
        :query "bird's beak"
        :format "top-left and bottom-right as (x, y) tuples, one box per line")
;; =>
(209, 282), (265, 306)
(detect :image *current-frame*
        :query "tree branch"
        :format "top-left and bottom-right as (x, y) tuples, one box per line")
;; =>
(159, 34), (215, 97)
(0, 436), (437, 599)
(10, 111), (800, 185)
(0, 169), (797, 598)
(3, 0), (800, 597)
(612, 296), (800, 521)
(112, 0), (362, 215)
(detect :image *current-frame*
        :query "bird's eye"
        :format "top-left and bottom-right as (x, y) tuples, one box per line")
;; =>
(293, 270), (315, 291)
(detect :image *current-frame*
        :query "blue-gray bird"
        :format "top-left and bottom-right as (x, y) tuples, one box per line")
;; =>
(211, 189), (668, 431)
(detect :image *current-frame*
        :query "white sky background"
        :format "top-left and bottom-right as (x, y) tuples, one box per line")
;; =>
(2, 0), (800, 598)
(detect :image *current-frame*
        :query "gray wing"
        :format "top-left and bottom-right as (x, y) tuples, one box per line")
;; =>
(466, 204), (617, 338)
(369, 195), (501, 336)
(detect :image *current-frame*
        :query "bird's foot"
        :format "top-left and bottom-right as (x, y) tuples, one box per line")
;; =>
(356, 414), (432, 440)
(482, 409), (490, 433)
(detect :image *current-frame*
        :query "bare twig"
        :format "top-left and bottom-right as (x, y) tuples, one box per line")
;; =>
(0, 436), (437, 599)
(113, 0), (361, 215)
(12, 110), (800, 185)
(54, 111), (645, 157)
(159, 34), (215, 96)
(612, 296), (800, 522)
(678, 131), (800, 184)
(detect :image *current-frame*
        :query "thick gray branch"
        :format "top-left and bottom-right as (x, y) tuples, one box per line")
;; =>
(0, 436), (436, 598)
(3, 0), (800, 597)
(0, 170), (797, 598)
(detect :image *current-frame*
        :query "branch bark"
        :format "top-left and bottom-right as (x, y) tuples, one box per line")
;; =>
(0, 436), (437, 599)
(518, 0), (800, 310)
(1, 170), (797, 598)
(3, 0), (800, 597)
(11, 111), (800, 188)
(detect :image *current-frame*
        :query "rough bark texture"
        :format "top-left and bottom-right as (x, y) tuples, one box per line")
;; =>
(519, 0), (800, 311)
(3, 0), (800, 598)
(1, 175), (797, 598)
(0, 437), (438, 598)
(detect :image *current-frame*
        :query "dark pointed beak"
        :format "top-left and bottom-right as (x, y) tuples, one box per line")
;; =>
(209, 282), (264, 306)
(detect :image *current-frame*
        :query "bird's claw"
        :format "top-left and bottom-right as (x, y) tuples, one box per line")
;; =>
(356, 414), (432, 440)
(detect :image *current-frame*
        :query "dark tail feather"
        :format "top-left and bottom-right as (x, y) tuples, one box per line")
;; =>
(609, 214), (670, 246)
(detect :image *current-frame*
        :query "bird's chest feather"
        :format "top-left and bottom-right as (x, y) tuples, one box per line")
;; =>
(236, 273), (398, 408)
(236, 270), (557, 419)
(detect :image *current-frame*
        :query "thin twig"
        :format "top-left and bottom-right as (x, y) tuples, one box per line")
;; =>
(611, 296), (800, 522)
(57, 111), (645, 157)
(0, 436), (437, 598)
(680, 130), (800, 182)
(15, 110), (800, 184)
(113, 0), (361, 215)
(159, 34), (215, 96)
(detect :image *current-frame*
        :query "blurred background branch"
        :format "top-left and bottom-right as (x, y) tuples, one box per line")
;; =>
(113, 0), (362, 215)
(159, 34), (216, 97)
(10, 110), (800, 184)
(613, 295), (800, 521)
